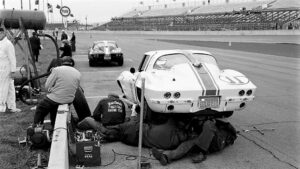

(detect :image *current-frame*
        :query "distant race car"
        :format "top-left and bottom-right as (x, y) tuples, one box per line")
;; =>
(88, 40), (123, 66)
(117, 49), (256, 118)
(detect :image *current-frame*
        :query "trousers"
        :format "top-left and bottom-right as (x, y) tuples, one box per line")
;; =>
(164, 120), (217, 161)
(34, 96), (59, 127)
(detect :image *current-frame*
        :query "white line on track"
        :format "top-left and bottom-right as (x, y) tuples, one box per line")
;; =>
(80, 70), (123, 73)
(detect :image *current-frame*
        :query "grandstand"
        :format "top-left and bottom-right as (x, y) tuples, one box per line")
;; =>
(94, 0), (300, 31)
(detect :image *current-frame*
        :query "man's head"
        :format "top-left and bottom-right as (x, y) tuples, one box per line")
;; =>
(62, 39), (69, 45)
(61, 56), (74, 66)
(32, 32), (37, 36)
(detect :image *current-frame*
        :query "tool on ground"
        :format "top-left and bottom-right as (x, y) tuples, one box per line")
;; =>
(243, 127), (275, 135)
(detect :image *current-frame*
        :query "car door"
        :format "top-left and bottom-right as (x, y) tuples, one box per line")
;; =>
(134, 54), (151, 102)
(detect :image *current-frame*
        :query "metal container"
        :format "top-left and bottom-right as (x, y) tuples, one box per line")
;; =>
(0, 9), (46, 30)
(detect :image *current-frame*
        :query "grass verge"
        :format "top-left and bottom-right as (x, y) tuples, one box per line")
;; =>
(0, 37), (61, 169)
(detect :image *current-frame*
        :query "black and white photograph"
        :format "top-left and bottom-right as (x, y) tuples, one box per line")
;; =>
(0, 0), (299, 168)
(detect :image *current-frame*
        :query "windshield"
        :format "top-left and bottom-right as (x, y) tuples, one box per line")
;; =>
(93, 42), (117, 50)
(192, 53), (217, 65)
(153, 54), (190, 70)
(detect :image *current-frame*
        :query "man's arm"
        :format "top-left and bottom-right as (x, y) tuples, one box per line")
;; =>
(93, 99), (105, 121)
(7, 41), (17, 73)
(45, 69), (57, 92)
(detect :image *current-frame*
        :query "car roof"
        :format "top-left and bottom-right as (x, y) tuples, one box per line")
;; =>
(144, 49), (212, 57)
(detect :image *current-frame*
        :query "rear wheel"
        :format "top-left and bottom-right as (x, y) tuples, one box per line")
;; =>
(221, 111), (234, 118)
(89, 60), (95, 67)
(117, 57), (123, 66)
(143, 100), (152, 123)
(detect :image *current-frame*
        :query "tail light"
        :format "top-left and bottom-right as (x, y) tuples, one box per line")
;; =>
(164, 92), (171, 99)
(239, 90), (245, 96)
(173, 92), (180, 99)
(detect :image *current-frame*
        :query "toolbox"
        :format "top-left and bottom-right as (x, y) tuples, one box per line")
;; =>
(68, 115), (102, 167)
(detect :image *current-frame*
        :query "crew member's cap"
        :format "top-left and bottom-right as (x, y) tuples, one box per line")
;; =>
(61, 56), (74, 66)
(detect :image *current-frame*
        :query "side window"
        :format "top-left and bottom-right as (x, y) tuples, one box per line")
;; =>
(138, 55), (150, 72)
(153, 54), (189, 70)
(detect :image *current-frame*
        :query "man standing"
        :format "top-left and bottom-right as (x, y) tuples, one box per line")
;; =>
(0, 28), (21, 113)
(60, 30), (68, 41)
(33, 56), (80, 127)
(29, 31), (41, 62)
(70, 32), (76, 52)
(59, 40), (72, 58)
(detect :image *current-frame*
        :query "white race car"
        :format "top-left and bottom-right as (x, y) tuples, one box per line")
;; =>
(117, 50), (256, 118)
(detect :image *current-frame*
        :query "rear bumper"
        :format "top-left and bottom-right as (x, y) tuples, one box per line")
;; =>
(147, 95), (255, 113)
(89, 53), (123, 62)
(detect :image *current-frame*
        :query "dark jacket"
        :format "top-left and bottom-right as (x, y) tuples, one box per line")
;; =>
(106, 117), (187, 150)
(93, 97), (126, 126)
(61, 32), (68, 41)
(142, 118), (187, 150)
(59, 44), (72, 57)
(29, 35), (41, 55)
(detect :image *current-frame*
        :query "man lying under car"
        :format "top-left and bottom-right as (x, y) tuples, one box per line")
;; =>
(76, 102), (237, 165)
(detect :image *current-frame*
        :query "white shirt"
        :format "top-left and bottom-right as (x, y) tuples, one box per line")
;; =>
(0, 37), (16, 72)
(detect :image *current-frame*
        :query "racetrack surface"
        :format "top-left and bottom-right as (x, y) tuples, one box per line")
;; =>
(152, 39), (300, 58)
(70, 32), (300, 169)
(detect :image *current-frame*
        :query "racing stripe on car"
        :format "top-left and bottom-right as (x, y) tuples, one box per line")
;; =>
(202, 63), (220, 95)
(188, 63), (205, 96)
(194, 64), (218, 96)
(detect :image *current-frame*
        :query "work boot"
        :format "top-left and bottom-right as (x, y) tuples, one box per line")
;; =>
(152, 148), (168, 166)
(191, 152), (207, 163)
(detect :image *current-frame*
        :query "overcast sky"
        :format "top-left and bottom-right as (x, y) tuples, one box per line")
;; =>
(1, 0), (143, 24)
(1, 0), (267, 24)
(0, 0), (193, 24)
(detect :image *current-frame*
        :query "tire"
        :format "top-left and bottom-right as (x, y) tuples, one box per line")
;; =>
(89, 60), (95, 67)
(143, 99), (153, 123)
(117, 57), (124, 66)
(19, 87), (38, 105)
(221, 111), (234, 118)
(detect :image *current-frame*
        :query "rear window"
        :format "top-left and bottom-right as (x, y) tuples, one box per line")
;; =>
(193, 53), (217, 65)
(93, 42), (117, 50)
(153, 54), (190, 70)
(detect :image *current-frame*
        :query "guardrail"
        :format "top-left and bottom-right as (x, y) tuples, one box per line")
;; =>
(47, 104), (69, 169)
